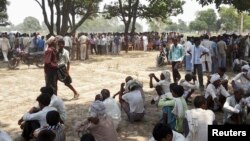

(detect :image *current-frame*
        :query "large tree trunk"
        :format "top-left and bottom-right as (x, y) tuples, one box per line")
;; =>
(35, 0), (54, 35)
(60, 0), (71, 35)
(55, 0), (61, 35)
(130, 0), (139, 35)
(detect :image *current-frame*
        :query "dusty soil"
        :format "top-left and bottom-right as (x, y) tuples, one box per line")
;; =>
(0, 51), (224, 141)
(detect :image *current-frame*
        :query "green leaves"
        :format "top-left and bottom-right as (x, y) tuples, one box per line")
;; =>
(218, 6), (238, 31)
(196, 0), (250, 11)
(0, 0), (9, 26)
(23, 16), (41, 32)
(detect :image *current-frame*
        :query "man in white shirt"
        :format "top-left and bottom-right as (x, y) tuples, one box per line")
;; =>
(231, 65), (250, 94)
(119, 81), (145, 122)
(78, 33), (88, 60)
(1, 33), (11, 62)
(183, 96), (216, 141)
(101, 89), (121, 130)
(149, 71), (172, 97)
(142, 33), (148, 51)
(57, 39), (79, 99)
(187, 37), (209, 90)
(223, 88), (246, 124)
(63, 33), (72, 57)
(184, 37), (193, 72)
(40, 87), (66, 122)
(150, 123), (185, 141)
(205, 74), (230, 111)
(201, 35), (213, 73)
(179, 73), (198, 102)
(18, 93), (57, 141)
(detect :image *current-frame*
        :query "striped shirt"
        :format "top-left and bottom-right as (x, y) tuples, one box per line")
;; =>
(47, 124), (65, 141)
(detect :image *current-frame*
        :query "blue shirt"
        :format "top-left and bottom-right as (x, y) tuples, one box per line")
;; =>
(168, 44), (184, 62)
(37, 39), (45, 49)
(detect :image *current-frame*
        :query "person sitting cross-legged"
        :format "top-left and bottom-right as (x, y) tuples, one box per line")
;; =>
(34, 111), (65, 141)
(100, 89), (121, 130)
(205, 74), (230, 111)
(149, 71), (172, 104)
(119, 80), (145, 122)
(18, 93), (57, 141)
(158, 85), (188, 133)
(75, 100), (118, 141)
(179, 73), (198, 102)
(40, 86), (66, 123)
(223, 88), (247, 125)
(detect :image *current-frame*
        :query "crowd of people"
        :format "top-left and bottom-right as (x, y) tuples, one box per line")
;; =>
(1, 31), (250, 141)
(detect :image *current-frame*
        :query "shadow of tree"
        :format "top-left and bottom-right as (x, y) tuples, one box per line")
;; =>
(0, 61), (9, 69)
(64, 96), (159, 141)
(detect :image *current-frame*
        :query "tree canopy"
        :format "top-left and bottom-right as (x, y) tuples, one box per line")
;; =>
(196, 9), (217, 31)
(218, 6), (238, 32)
(0, 0), (9, 26)
(189, 20), (208, 32)
(196, 0), (250, 11)
(22, 16), (41, 32)
(104, 0), (185, 35)
(34, 0), (102, 36)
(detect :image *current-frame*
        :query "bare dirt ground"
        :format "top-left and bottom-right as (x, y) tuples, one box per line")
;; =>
(0, 51), (224, 141)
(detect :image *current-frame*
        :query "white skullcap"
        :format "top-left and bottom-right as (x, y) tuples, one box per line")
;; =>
(89, 100), (106, 117)
(46, 36), (55, 44)
(210, 74), (221, 83)
(162, 71), (171, 82)
(241, 65), (250, 71)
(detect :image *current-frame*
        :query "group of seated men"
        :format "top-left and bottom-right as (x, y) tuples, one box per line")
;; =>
(1, 64), (250, 141)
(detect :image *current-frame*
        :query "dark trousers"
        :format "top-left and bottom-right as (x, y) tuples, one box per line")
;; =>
(22, 120), (40, 141)
(171, 61), (181, 83)
(193, 64), (204, 88)
(120, 101), (144, 122)
(97, 45), (102, 55)
(45, 69), (58, 95)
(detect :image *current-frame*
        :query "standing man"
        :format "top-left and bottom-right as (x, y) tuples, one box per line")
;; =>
(217, 36), (227, 68)
(168, 38), (185, 83)
(71, 32), (78, 60)
(63, 33), (72, 58)
(78, 33), (88, 61)
(44, 38), (58, 95)
(201, 35), (213, 73)
(1, 33), (11, 62)
(57, 39), (80, 99)
(188, 37), (209, 91)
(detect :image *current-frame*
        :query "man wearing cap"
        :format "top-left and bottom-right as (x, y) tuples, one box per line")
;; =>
(223, 88), (247, 124)
(149, 71), (172, 104)
(231, 65), (250, 94)
(205, 74), (230, 111)
(75, 101), (118, 141)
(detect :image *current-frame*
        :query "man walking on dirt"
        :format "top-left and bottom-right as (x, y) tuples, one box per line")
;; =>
(57, 39), (80, 99)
